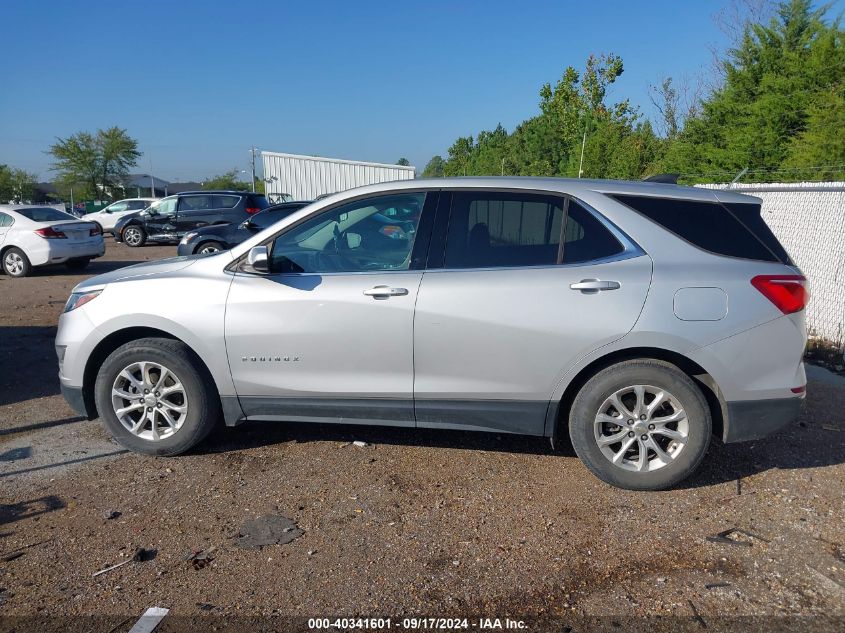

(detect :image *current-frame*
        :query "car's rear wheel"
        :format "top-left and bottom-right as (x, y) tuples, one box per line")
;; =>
(196, 240), (225, 255)
(94, 338), (220, 455)
(65, 258), (91, 271)
(568, 359), (711, 491)
(122, 225), (146, 247)
(2, 247), (32, 277)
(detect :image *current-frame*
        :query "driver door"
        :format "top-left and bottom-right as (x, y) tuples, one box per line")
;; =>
(225, 190), (435, 426)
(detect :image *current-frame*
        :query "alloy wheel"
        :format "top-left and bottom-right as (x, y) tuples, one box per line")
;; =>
(593, 384), (689, 472)
(124, 227), (142, 246)
(111, 361), (188, 441)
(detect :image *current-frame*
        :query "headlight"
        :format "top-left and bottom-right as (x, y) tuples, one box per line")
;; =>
(181, 232), (198, 243)
(64, 290), (102, 313)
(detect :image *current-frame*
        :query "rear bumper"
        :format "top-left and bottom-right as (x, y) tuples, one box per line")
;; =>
(723, 396), (803, 443)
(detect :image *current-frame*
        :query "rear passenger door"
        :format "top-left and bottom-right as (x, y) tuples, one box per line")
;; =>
(413, 190), (653, 436)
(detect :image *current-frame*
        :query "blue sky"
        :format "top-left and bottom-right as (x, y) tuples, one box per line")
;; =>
(1, 0), (842, 182)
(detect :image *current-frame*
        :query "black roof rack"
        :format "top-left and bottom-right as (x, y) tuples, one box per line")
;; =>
(643, 173), (680, 184)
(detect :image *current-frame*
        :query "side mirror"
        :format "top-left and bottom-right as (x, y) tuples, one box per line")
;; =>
(244, 245), (269, 274)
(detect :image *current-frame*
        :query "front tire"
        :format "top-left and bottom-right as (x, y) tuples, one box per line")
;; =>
(94, 338), (220, 455)
(2, 247), (32, 277)
(568, 359), (711, 491)
(196, 240), (225, 255)
(122, 225), (146, 247)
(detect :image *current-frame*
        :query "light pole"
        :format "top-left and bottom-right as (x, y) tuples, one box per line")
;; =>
(249, 146), (259, 193)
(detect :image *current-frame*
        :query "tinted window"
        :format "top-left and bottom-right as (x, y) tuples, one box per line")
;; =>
(723, 202), (792, 264)
(16, 207), (76, 222)
(252, 203), (309, 230)
(612, 194), (780, 262)
(269, 193), (425, 273)
(127, 200), (151, 211)
(215, 195), (240, 209)
(562, 201), (624, 264)
(444, 192), (564, 268)
(180, 195), (214, 211)
(0, 212), (14, 227)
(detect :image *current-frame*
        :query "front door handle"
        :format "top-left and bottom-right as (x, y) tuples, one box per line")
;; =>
(363, 285), (409, 298)
(570, 279), (621, 292)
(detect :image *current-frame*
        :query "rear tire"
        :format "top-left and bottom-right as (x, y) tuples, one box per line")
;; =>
(65, 258), (91, 271)
(122, 225), (146, 247)
(2, 247), (32, 277)
(568, 359), (711, 491)
(94, 337), (220, 456)
(196, 240), (225, 255)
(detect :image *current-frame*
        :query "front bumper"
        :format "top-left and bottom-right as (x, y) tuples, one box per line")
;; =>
(61, 382), (91, 419)
(723, 396), (804, 443)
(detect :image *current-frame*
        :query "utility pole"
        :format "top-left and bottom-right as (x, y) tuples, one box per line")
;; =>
(578, 127), (587, 178)
(249, 146), (258, 193)
(501, 157), (505, 176)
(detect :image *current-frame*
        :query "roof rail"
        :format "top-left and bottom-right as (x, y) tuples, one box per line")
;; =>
(643, 173), (679, 184)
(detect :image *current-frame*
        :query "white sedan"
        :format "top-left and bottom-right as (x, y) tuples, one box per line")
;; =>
(0, 205), (105, 277)
(83, 197), (157, 233)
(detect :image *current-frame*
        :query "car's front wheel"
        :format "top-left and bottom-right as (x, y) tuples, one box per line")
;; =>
(568, 359), (711, 491)
(122, 225), (146, 247)
(2, 247), (32, 277)
(196, 240), (225, 255)
(94, 338), (220, 455)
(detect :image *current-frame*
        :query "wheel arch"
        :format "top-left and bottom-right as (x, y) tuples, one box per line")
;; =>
(547, 346), (727, 442)
(81, 326), (222, 421)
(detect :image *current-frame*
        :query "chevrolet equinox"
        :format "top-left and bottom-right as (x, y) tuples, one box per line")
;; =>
(56, 178), (807, 490)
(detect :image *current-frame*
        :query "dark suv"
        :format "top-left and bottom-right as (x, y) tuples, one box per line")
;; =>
(114, 191), (269, 247)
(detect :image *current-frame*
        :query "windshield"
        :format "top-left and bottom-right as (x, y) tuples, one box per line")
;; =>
(16, 207), (77, 222)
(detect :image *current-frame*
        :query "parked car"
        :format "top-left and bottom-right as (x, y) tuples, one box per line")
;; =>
(57, 177), (807, 490)
(113, 191), (269, 247)
(177, 200), (312, 255)
(0, 205), (104, 277)
(84, 198), (158, 233)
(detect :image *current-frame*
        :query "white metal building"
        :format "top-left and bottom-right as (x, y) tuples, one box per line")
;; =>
(262, 151), (415, 201)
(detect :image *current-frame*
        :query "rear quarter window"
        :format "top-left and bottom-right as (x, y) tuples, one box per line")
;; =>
(610, 194), (783, 263)
(215, 195), (241, 209)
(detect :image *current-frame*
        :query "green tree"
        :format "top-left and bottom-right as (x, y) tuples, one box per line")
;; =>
(49, 127), (140, 199)
(661, 0), (845, 182)
(422, 155), (446, 177)
(202, 169), (251, 191)
(0, 165), (38, 203)
(396, 157), (411, 166)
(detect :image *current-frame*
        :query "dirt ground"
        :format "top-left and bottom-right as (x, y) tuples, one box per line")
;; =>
(1, 242), (844, 632)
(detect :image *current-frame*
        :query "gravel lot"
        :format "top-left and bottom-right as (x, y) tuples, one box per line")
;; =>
(1, 242), (844, 631)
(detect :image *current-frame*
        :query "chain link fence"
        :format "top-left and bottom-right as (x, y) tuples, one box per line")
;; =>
(700, 182), (845, 359)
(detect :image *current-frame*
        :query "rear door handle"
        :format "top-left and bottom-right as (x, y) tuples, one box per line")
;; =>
(363, 285), (409, 297)
(570, 279), (621, 292)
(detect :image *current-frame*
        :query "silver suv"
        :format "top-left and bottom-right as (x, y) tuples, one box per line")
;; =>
(56, 178), (807, 490)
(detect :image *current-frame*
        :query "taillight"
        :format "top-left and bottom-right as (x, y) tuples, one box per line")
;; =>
(751, 275), (808, 314)
(245, 207), (261, 215)
(89, 224), (101, 237)
(35, 226), (67, 239)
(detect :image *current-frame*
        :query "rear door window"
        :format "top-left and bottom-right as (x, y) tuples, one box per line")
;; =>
(443, 192), (564, 268)
(562, 201), (625, 264)
(611, 194), (784, 263)
(0, 212), (14, 227)
(179, 195), (214, 212)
